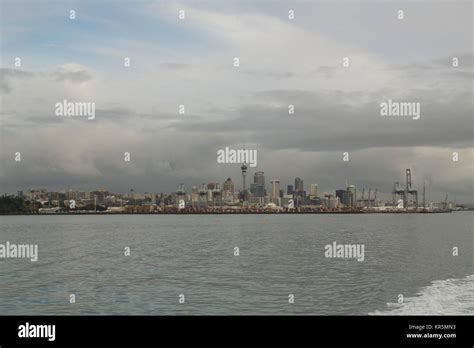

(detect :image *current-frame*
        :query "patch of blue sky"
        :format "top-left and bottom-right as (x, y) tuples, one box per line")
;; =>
(2, 0), (224, 70)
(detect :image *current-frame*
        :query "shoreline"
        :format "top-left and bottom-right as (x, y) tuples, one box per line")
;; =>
(0, 210), (458, 216)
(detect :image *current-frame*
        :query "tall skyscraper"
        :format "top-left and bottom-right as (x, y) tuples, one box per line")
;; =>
(347, 185), (357, 207)
(336, 189), (348, 206)
(287, 185), (293, 195)
(253, 171), (265, 197)
(271, 179), (281, 198)
(310, 184), (318, 197)
(254, 171), (265, 192)
(254, 171), (265, 186)
(295, 177), (304, 193)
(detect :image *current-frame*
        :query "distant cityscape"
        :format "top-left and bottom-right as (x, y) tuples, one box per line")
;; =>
(1, 167), (467, 214)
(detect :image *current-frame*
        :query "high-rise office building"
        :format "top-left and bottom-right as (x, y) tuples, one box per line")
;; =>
(346, 185), (357, 207)
(271, 180), (281, 198)
(336, 189), (348, 206)
(310, 184), (318, 197)
(223, 178), (234, 193)
(254, 171), (265, 186)
(222, 178), (234, 205)
(295, 177), (304, 193)
(323, 193), (338, 209)
(287, 185), (293, 195)
(250, 183), (264, 197)
(253, 171), (265, 197)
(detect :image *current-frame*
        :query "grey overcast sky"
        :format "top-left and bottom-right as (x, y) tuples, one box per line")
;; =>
(0, 0), (473, 203)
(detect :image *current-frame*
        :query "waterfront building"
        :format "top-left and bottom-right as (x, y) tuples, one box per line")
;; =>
(223, 178), (234, 193)
(222, 179), (234, 206)
(189, 186), (198, 206)
(282, 194), (293, 208)
(336, 189), (348, 206)
(347, 185), (357, 207)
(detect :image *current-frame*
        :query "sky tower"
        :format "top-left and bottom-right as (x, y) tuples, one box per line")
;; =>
(241, 161), (248, 203)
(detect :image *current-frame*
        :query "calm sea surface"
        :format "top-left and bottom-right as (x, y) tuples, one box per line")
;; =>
(0, 213), (472, 315)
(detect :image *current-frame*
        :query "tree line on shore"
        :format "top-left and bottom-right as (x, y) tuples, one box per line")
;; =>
(0, 196), (107, 213)
(0, 196), (37, 213)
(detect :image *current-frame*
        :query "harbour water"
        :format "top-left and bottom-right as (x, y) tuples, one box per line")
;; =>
(0, 213), (472, 315)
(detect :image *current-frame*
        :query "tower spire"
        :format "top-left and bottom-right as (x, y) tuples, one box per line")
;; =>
(241, 160), (248, 204)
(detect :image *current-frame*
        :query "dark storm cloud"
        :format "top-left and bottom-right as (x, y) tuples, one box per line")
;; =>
(171, 88), (473, 151)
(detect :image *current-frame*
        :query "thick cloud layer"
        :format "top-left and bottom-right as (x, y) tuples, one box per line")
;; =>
(0, 1), (472, 203)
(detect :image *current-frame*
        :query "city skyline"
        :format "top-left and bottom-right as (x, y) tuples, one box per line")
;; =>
(1, 1), (472, 204)
(7, 165), (466, 206)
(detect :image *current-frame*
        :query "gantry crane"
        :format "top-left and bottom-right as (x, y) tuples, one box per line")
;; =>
(405, 169), (418, 208)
